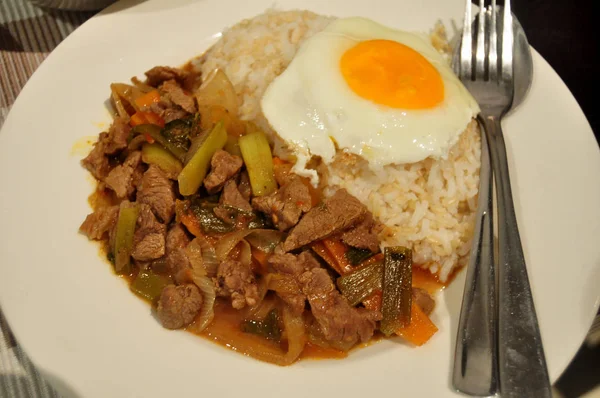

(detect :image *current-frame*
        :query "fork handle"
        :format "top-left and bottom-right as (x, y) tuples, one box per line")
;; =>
(452, 124), (497, 396)
(482, 115), (552, 398)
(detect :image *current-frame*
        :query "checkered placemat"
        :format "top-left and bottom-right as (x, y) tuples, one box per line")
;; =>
(1, 2), (96, 396)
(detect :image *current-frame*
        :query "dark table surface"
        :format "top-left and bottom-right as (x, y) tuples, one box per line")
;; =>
(513, 0), (597, 139)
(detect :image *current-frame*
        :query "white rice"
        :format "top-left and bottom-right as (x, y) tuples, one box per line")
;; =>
(196, 10), (481, 282)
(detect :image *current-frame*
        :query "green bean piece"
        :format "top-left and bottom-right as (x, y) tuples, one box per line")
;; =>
(239, 131), (277, 197)
(336, 261), (383, 306)
(380, 246), (412, 336)
(131, 124), (187, 161)
(130, 270), (171, 304)
(141, 143), (183, 178)
(113, 202), (140, 275)
(178, 122), (227, 196)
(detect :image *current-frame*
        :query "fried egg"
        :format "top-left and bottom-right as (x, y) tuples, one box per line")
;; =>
(261, 17), (479, 182)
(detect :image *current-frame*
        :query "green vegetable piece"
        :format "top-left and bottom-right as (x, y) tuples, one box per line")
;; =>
(131, 124), (187, 161)
(380, 246), (412, 336)
(130, 270), (170, 303)
(224, 135), (242, 157)
(161, 117), (196, 153)
(113, 202), (140, 275)
(241, 310), (281, 341)
(345, 247), (375, 266)
(191, 203), (234, 234)
(141, 143), (183, 177)
(239, 131), (277, 197)
(178, 122), (227, 196)
(337, 261), (383, 306)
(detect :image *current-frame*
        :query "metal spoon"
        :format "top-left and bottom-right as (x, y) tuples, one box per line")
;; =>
(451, 6), (534, 396)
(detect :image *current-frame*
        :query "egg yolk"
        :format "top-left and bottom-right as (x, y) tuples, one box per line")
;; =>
(340, 39), (444, 109)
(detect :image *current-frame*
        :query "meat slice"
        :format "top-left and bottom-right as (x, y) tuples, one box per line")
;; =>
(215, 259), (259, 309)
(299, 267), (381, 346)
(270, 251), (320, 276)
(81, 132), (111, 180)
(145, 66), (190, 88)
(104, 151), (142, 198)
(131, 204), (166, 261)
(164, 224), (192, 280)
(273, 161), (294, 187)
(132, 234), (164, 262)
(147, 98), (189, 123)
(79, 205), (119, 240)
(269, 251), (380, 345)
(157, 284), (202, 329)
(166, 224), (190, 252)
(283, 189), (367, 251)
(268, 251), (320, 315)
(81, 117), (132, 181)
(159, 80), (196, 114)
(203, 150), (243, 194)
(137, 165), (176, 223)
(252, 177), (312, 231)
(237, 171), (252, 201)
(340, 213), (381, 253)
(220, 180), (252, 211)
(103, 117), (131, 155)
(412, 287), (435, 316)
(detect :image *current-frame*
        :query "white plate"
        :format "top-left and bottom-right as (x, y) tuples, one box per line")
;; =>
(0, 0), (599, 397)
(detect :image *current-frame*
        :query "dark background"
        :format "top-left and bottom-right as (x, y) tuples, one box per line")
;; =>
(511, 0), (597, 139)
(507, 0), (599, 396)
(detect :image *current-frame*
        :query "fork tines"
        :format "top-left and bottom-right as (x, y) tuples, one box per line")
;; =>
(459, 0), (513, 83)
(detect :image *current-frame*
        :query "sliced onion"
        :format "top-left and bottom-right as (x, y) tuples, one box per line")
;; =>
(185, 237), (217, 332)
(243, 274), (273, 319)
(202, 301), (305, 366)
(238, 240), (252, 267)
(111, 87), (129, 119)
(215, 230), (251, 261)
(252, 296), (277, 321)
(190, 273), (216, 333)
(128, 134), (148, 151)
(281, 304), (307, 364)
(245, 230), (284, 253)
(185, 238), (206, 276)
(185, 236), (218, 276)
(110, 83), (147, 117)
(197, 235), (218, 277)
(195, 69), (238, 117)
(215, 229), (280, 262)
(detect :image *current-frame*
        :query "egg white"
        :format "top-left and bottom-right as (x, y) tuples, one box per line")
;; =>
(261, 17), (480, 180)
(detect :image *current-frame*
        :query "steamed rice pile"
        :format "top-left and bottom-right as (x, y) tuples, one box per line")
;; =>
(196, 10), (481, 282)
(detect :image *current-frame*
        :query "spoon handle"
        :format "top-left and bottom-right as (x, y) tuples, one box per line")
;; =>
(452, 123), (498, 396)
(482, 115), (552, 398)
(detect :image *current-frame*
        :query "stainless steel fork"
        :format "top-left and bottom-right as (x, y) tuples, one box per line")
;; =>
(452, 0), (552, 397)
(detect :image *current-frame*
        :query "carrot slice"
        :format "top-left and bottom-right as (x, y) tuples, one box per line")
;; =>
(142, 111), (165, 128)
(396, 301), (438, 346)
(251, 248), (269, 275)
(311, 241), (346, 275)
(130, 111), (165, 128)
(322, 239), (353, 274)
(362, 289), (382, 312)
(179, 212), (202, 237)
(360, 253), (384, 267)
(134, 90), (161, 108)
(129, 112), (147, 127)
